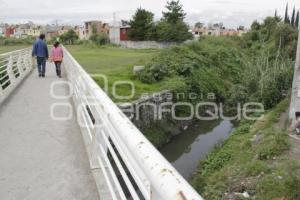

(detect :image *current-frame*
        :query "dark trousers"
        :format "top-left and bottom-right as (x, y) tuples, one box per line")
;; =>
(54, 61), (62, 76)
(36, 57), (46, 76)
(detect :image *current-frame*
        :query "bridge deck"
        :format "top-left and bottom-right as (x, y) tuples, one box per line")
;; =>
(0, 62), (100, 200)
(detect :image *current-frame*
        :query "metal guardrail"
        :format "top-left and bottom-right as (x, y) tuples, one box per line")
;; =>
(62, 46), (204, 200)
(0, 48), (33, 105)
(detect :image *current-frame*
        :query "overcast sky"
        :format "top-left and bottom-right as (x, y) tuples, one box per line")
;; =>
(0, 0), (300, 28)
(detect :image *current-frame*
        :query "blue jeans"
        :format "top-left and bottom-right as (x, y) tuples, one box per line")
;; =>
(36, 57), (46, 76)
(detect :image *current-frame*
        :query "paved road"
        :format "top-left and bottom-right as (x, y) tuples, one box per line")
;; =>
(0, 62), (100, 200)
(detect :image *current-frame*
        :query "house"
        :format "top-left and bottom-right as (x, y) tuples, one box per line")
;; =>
(84, 21), (109, 39)
(109, 23), (131, 44)
(5, 26), (15, 37)
(43, 25), (59, 40)
(0, 23), (6, 37)
(75, 26), (87, 40)
(25, 27), (42, 37)
(192, 23), (248, 38)
(13, 23), (42, 38)
(58, 26), (73, 36)
(0, 27), (4, 37)
(25, 24), (42, 37)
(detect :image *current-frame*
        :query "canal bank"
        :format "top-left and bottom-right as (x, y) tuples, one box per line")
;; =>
(160, 120), (235, 179)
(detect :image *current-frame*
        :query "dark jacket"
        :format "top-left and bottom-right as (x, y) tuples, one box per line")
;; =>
(32, 39), (49, 58)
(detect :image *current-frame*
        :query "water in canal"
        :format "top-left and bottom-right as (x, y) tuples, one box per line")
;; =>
(160, 120), (235, 179)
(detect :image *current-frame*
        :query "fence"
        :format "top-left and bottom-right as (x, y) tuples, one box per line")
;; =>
(113, 41), (178, 49)
(0, 48), (33, 105)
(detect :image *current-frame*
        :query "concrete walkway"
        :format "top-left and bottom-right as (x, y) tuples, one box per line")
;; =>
(0, 62), (100, 200)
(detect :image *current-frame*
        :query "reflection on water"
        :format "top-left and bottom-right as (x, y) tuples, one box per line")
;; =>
(160, 120), (234, 179)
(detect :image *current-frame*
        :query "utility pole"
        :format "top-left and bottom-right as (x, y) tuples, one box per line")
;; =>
(289, 22), (300, 120)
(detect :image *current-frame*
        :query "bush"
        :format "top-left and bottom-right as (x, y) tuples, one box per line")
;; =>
(90, 33), (110, 45)
(244, 160), (270, 176)
(60, 30), (79, 45)
(0, 36), (35, 45)
(242, 56), (294, 109)
(156, 20), (193, 42)
(257, 129), (290, 160)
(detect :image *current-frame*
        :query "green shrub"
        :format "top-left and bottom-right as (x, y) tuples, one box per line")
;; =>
(90, 33), (110, 45)
(0, 36), (35, 45)
(200, 147), (232, 176)
(257, 129), (290, 160)
(244, 160), (270, 176)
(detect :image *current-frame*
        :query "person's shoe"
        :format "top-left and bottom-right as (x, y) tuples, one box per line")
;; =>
(38, 74), (42, 77)
(42, 74), (45, 77)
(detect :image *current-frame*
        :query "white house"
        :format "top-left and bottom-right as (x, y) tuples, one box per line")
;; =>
(0, 26), (4, 37)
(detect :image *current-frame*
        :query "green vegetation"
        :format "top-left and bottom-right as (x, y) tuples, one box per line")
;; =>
(89, 24), (110, 45)
(0, 45), (30, 54)
(66, 45), (166, 101)
(155, 0), (192, 42)
(191, 98), (300, 200)
(0, 36), (35, 46)
(89, 32), (109, 45)
(60, 29), (79, 45)
(128, 0), (192, 42)
(284, 3), (299, 27)
(128, 8), (156, 41)
(132, 14), (300, 198)
(139, 16), (297, 110)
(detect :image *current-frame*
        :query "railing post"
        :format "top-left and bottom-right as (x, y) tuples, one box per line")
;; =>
(0, 48), (33, 106)
(90, 124), (102, 169)
(0, 82), (3, 96)
(7, 55), (16, 85)
(17, 53), (23, 77)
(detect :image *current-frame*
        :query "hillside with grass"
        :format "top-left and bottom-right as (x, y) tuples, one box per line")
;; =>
(192, 98), (300, 199)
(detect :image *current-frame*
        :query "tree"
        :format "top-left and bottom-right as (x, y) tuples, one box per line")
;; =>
(90, 32), (109, 45)
(121, 20), (129, 26)
(60, 29), (78, 45)
(284, 3), (290, 24)
(275, 23), (298, 58)
(156, 20), (192, 42)
(291, 6), (296, 26)
(162, 0), (186, 24)
(128, 8), (155, 41)
(296, 11), (299, 28)
(156, 0), (193, 42)
(238, 25), (245, 31)
(251, 20), (261, 31)
(195, 22), (204, 28)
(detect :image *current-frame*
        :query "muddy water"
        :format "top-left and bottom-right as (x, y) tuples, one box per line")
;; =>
(160, 120), (235, 179)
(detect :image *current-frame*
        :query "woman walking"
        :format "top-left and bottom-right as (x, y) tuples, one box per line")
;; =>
(51, 42), (63, 78)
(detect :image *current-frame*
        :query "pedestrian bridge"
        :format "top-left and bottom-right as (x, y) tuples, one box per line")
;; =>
(0, 47), (203, 200)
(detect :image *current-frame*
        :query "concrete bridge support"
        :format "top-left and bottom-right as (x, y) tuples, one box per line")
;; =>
(289, 26), (300, 120)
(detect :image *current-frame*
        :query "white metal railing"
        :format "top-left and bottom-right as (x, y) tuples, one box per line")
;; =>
(62, 46), (204, 200)
(0, 48), (33, 105)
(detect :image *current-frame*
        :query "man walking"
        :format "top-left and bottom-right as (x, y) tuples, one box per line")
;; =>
(32, 34), (49, 77)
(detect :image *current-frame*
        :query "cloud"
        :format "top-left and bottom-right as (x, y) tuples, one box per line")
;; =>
(0, 0), (299, 27)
